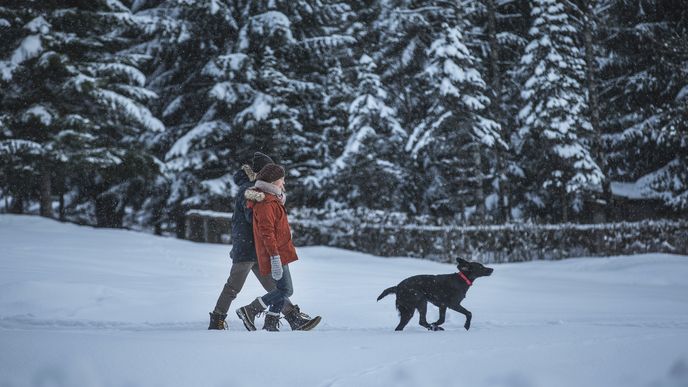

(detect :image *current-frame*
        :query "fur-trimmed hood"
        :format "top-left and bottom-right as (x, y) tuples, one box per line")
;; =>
(245, 180), (286, 205)
(244, 187), (266, 203)
(233, 164), (256, 187)
(242, 164), (256, 182)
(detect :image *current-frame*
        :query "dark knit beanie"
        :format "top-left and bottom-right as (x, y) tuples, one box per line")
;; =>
(252, 152), (274, 172)
(256, 163), (285, 183)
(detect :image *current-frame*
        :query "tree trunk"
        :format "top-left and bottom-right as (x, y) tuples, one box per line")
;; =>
(473, 143), (485, 223)
(40, 166), (52, 218)
(95, 194), (124, 228)
(502, 172), (512, 222)
(486, 0), (510, 223)
(583, 7), (600, 136)
(9, 195), (24, 214)
(59, 192), (65, 221)
(561, 190), (569, 223)
(175, 206), (186, 239)
(486, 0), (501, 94)
(582, 0), (611, 221)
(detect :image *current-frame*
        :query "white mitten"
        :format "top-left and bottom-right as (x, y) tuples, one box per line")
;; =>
(270, 256), (283, 280)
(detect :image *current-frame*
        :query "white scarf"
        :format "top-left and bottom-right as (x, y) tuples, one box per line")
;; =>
(254, 180), (287, 205)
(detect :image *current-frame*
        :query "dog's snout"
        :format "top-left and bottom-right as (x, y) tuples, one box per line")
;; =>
(486, 268), (494, 275)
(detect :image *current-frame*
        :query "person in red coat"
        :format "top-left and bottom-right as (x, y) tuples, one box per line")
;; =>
(236, 163), (314, 331)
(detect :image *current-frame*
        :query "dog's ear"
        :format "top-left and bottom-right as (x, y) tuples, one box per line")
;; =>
(456, 258), (470, 273)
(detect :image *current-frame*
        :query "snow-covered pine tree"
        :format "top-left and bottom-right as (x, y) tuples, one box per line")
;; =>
(0, 1), (163, 226)
(234, 0), (355, 207)
(475, 0), (530, 222)
(516, 0), (603, 222)
(299, 1), (381, 207)
(310, 54), (407, 210)
(233, 9), (317, 209)
(305, 0), (363, 193)
(316, 62), (354, 178)
(242, 45), (308, 172)
(134, 0), (356, 234)
(370, 1), (507, 220)
(136, 0), (242, 236)
(373, 0), (435, 137)
(600, 0), (688, 211)
(572, 0), (615, 220)
(407, 21), (504, 221)
(373, 2), (444, 215)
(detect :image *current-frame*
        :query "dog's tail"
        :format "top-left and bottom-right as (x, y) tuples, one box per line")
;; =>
(377, 286), (397, 301)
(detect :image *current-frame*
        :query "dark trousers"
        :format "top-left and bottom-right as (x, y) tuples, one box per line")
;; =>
(260, 265), (294, 313)
(213, 261), (294, 315)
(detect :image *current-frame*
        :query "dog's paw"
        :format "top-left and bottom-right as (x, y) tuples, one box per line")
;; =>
(429, 323), (444, 331)
(464, 323), (470, 331)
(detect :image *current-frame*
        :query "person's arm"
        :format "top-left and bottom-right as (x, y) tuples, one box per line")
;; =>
(243, 188), (265, 224)
(243, 201), (253, 224)
(253, 202), (279, 257)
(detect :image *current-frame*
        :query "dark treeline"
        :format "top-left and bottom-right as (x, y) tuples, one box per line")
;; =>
(1, 0), (686, 236)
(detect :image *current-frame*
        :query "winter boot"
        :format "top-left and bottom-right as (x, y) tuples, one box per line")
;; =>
(263, 311), (281, 332)
(284, 305), (322, 331)
(208, 312), (228, 330)
(236, 298), (266, 331)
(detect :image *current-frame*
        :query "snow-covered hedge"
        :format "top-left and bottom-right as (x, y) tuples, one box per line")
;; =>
(288, 208), (688, 263)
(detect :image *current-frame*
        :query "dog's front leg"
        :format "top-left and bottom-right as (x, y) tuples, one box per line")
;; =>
(450, 304), (472, 330)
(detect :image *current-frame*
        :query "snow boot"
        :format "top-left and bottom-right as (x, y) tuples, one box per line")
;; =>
(263, 311), (281, 332)
(208, 312), (228, 330)
(236, 298), (266, 331)
(284, 305), (321, 331)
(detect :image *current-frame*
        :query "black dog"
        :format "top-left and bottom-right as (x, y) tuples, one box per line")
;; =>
(377, 258), (493, 331)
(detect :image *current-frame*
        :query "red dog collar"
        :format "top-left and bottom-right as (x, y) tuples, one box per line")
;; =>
(458, 272), (472, 286)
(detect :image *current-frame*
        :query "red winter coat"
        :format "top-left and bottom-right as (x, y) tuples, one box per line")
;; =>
(246, 189), (298, 276)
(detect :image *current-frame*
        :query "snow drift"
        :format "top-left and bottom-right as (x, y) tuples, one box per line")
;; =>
(0, 214), (687, 387)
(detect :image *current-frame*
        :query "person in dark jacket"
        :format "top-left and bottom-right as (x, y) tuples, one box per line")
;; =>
(208, 152), (320, 331)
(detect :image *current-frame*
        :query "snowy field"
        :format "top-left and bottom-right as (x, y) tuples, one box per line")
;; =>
(1, 214), (687, 387)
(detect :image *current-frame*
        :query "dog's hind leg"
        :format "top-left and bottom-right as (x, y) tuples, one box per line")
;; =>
(430, 306), (446, 331)
(416, 301), (436, 331)
(395, 304), (414, 331)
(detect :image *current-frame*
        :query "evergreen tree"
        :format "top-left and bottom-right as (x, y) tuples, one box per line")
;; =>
(0, 1), (163, 226)
(312, 54), (407, 210)
(137, 0), (242, 236)
(238, 45), (310, 171)
(315, 62), (354, 174)
(235, 0), (355, 207)
(373, 0), (435, 136)
(516, 0), (603, 222)
(302, 1), (372, 207)
(407, 23), (504, 220)
(146, 0), (355, 233)
(600, 0), (688, 210)
(2, 0), (686, 231)
(371, 1), (507, 220)
(477, 0), (530, 222)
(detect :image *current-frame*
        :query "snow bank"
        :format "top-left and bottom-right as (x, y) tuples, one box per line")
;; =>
(0, 214), (687, 387)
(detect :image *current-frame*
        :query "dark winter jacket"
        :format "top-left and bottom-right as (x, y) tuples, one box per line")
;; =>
(229, 166), (258, 262)
(245, 187), (298, 276)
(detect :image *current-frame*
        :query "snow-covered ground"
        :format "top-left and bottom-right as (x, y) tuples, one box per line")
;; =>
(1, 214), (687, 387)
